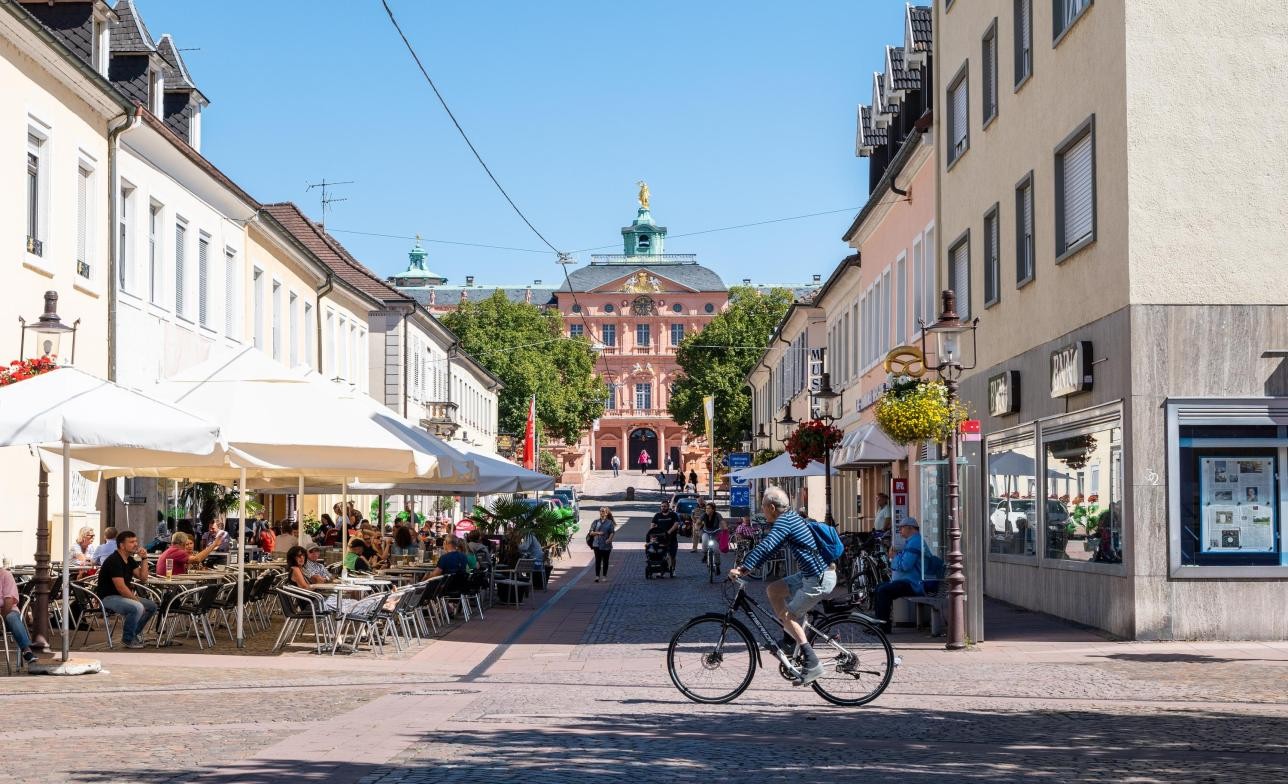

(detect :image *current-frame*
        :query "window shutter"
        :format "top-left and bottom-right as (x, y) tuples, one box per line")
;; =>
(984, 213), (998, 303)
(1063, 133), (1094, 247)
(951, 241), (971, 320)
(175, 224), (186, 316)
(1020, 183), (1034, 280)
(1016, 0), (1032, 81)
(76, 169), (89, 272)
(983, 35), (996, 119)
(952, 81), (968, 153)
(197, 237), (209, 326)
(224, 251), (236, 336)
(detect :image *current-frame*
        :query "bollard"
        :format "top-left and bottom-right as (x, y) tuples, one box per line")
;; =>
(625, 486), (635, 501)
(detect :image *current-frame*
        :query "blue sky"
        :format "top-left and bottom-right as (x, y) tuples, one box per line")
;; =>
(141, 0), (911, 286)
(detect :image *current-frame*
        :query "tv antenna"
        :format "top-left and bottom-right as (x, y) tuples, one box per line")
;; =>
(305, 178), (354, 229)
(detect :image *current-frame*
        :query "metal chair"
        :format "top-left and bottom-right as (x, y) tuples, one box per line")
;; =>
(331, 593), (386, 655)
(156, 584), (220, 649)
(272, 586), (335, 654)
(492, 558), (535, 608)
(413, 576), (448, 634)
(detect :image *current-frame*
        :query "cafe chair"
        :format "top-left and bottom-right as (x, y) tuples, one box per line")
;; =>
(156, 584), (220, 649)
(70, 583), (117, 650)
(331, 593), (386, 656)
(273, 586), (335, 655)
(493, 558), (535, 608)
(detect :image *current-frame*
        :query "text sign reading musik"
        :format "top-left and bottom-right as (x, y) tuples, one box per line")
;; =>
(988, 370), (1021, 416)
(1050, 341), (1093, 398)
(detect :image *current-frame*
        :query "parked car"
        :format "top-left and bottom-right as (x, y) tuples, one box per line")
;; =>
(670, 493), (701, 535)
(516, 497), (577, 526)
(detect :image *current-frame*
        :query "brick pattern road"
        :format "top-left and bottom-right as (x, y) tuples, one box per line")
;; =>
(0, 495), (1285, 783)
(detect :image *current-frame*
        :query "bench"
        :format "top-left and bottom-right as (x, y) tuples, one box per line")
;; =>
(904, 580), (951, 637)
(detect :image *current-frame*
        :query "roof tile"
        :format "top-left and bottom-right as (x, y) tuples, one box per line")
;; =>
(110, 0), (155, 54)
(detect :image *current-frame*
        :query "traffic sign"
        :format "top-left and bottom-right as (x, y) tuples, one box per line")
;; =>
(730, 486), (750, 510)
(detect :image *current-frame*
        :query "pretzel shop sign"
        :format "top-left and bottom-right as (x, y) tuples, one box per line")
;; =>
(1050, 341), (1093, 398)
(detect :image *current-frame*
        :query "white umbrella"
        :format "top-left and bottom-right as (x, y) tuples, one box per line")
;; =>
(0, 367), (221, 662)
(731, 452), (837, 480)
(85, 346), (478, 647)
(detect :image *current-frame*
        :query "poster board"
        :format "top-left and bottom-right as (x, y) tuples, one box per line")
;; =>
(1199, 456), (1276, 553)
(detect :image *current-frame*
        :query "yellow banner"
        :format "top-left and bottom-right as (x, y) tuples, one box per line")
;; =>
(703, 395), (715, 444)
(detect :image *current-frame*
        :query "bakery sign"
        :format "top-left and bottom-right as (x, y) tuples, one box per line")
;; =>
(1050, 341), (1093, 398)
(988, 370), (1020, 416)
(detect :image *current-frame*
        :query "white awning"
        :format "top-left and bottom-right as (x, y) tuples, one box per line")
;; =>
(832, 423), (905, 468)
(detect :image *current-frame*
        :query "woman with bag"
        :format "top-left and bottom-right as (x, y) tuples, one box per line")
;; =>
(589, 507), (617, 583)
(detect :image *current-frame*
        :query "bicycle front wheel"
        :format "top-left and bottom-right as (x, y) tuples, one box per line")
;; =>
(808, 616), (894, 707)
(667, 616), (757, 704)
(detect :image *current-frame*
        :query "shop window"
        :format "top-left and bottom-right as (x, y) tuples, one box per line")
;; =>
(1043, 421), (1121, 563)
(1170, 412), (1284, 575)
(987, 435), (1038, 557)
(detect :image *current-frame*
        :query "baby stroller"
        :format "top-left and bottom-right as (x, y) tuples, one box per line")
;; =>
(644, 534), (673, 579)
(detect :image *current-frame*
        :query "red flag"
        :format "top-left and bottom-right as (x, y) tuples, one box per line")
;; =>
(523, 395), (536, 469)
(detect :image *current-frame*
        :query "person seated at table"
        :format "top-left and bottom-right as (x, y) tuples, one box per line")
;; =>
(147, 518), (172, 553)
(344, 539), (374, 573)
(319, 515), (340, 546)
(156, 531), (223, 576)
(302, 544), (331, 583)
(390, 525), (418, 559)
(431, 537), (469, 579)
(68, 526), (96, 566)
(464, 531), (491, 564)
(96, 530), (156, 649)
(286, 546), (354, 613)
(360, 529), (385, 569)
(274, 523), (298, 555)
(93, 526), (118, 566)
(1, 566), (37, 666)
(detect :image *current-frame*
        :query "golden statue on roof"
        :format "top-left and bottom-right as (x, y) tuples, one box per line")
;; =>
(636, 180), (650, 210)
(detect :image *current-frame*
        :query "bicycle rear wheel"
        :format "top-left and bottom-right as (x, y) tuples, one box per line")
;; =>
(667, 616), (757, 704)
(808, 616), (894, 707)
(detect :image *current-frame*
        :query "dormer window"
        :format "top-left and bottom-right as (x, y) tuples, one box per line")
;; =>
(148, 69), (163, 115)
(92, 19), (110, 76)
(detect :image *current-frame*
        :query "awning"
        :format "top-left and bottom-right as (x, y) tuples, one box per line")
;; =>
(831, 423), (905, 468)
(730, 452), (836, 479)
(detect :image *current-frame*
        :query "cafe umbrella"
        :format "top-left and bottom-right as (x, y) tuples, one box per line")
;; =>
(0, 366), (222, 664)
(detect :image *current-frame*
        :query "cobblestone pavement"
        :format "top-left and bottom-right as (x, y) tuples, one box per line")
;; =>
(1, 497), (1285, 783)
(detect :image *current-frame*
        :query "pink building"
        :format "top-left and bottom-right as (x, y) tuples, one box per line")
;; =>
(552, 204), (729, 484)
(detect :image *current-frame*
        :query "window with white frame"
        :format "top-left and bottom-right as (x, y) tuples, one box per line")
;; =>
(880, 270), (891, 360)
(670, 323), (685, 345)
(77, 164), (94, 279)
(148, 68), (163, 115)
(197, 233), (211, 327)
(982, 20), (998, 124)
(26, 130), (47, 257)
(1056, 118), (1096, 258)
(118, 183), (135, 292)
(337, 316), (347, 380)
(1054, 0), (1092, 41)
(636, 323), (650, 347)
(174, 219), (188, 318)
(271, 280), (281, 360)
(148, 202), (162, 298)
(303, 301), (314, 368)
(635, 382), (652, 410)
(1015, 0), (1033, 84)
(984, 205), (1001, 307)
(288, 292), (299, 366)
(949, 232), (971, 320)
(1016, 172), (1035, 285)
(252, 268), (264, 349)
(924, 225), (937, 323)
(895, 253), (908, 344)
(224, 249), (237, 337)
(912, 236), (925, 331)
(324, 310), (334, 374)
(947, 66), (969, 164)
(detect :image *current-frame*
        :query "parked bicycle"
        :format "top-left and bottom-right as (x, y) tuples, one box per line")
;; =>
(667, 577), (896, 706)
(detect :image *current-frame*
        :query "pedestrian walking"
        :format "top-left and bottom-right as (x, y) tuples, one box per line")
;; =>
(610, 454), (620, 477)
(688, 469), (699, 492)
(589, 507), (617, 582)
(638, 450), (651, 474)
(664, 456), (673, 473)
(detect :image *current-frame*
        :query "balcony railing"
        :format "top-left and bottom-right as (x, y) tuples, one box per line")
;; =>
(27, 236), (43, 257)
(602, 408), (673, 418)
(589, 253), (697, 264)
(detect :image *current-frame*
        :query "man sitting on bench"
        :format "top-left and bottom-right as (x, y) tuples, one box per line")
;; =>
(874, 518), (925, 634)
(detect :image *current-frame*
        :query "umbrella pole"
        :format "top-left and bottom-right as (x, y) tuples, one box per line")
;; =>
(341, 480), (348, 579)
(298, 475), (304, 532)
(60, 441), (71, 662)
(236, 467), (246, 648)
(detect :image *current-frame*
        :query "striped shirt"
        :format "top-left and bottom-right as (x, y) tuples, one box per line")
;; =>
(740, 509), (829, 578)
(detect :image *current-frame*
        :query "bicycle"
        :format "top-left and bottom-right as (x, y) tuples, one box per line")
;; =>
(701, 530), (722, 583)
(667, 577), (896, 706)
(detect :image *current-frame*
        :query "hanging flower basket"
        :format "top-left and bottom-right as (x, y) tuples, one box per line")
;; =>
(0, 356), (58, 387)
(784, 419), (843, 469)
(874, 378), (966, 446)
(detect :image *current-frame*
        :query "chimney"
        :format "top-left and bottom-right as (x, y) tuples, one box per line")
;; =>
(465, 275), (475, 286)
(812, 274), (822, 283)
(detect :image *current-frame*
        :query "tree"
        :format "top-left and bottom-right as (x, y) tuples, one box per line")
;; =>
(668, 286), (795, 452)
(442, 291), (608, 445)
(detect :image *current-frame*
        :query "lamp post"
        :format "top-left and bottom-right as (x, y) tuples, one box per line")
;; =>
(810, 372), (841, 525)
(919, 290), (978, 651)
(18, 291), (79, 650)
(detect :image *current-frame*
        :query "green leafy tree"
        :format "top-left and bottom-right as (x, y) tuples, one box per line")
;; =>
(668, 286), (794, 452)
(442, 291), (608, 445)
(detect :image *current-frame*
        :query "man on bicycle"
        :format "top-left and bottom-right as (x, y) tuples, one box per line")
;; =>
(729, 486), (836, 686)
(651, 500), (681, 572)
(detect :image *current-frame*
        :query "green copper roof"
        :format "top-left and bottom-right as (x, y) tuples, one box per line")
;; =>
(393, 238), (446, 283)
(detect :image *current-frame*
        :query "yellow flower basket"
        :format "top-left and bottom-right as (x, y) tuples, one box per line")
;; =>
(874, 379), (967, 446)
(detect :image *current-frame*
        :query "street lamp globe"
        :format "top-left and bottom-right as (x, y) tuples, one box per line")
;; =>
(922, 290), (978, 375)
(19, 290), (78, 364)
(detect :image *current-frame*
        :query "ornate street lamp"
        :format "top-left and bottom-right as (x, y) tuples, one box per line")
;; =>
(810, 371), (841, 524)
(752, 424), (770, 452)
(775, 404), (798, 440)
(18, 291), (79, 650)
(918, 290), (979, 651)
